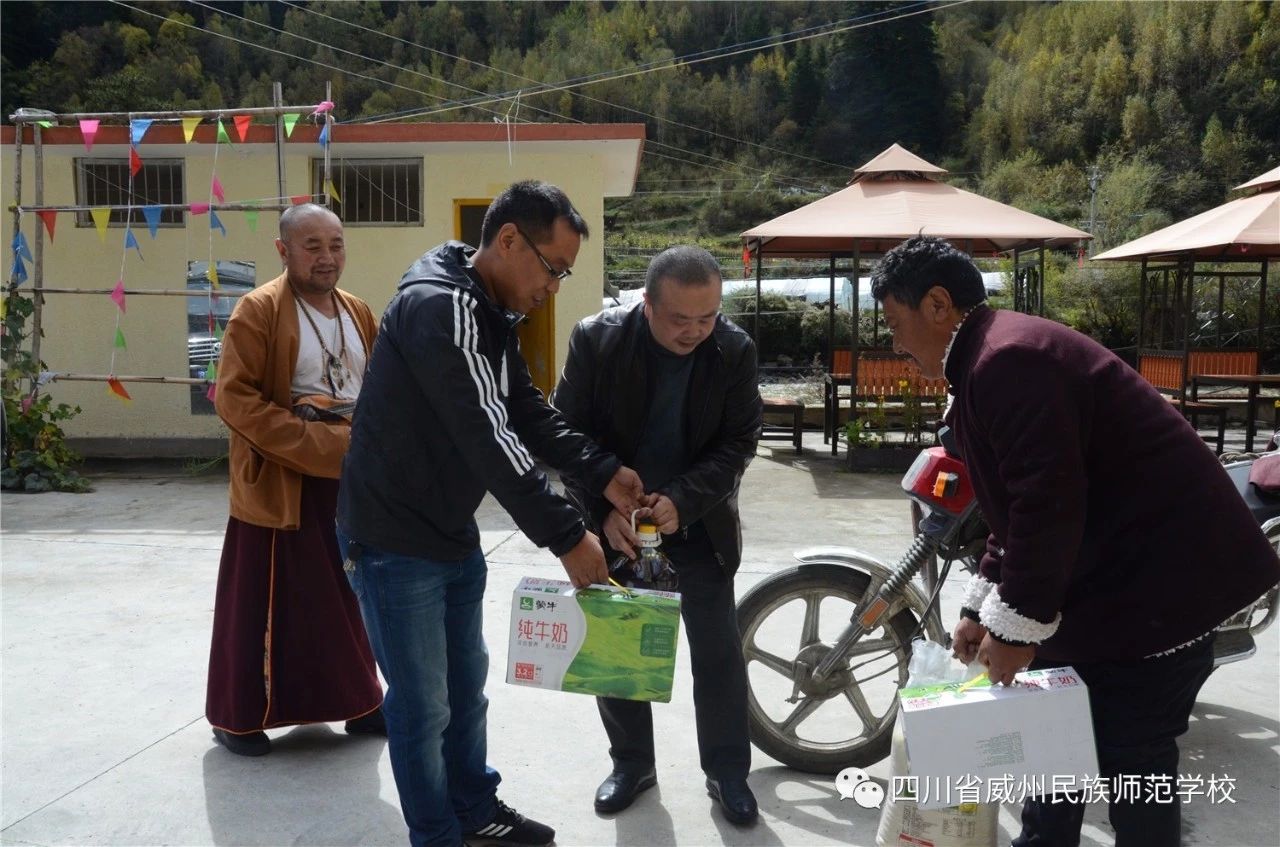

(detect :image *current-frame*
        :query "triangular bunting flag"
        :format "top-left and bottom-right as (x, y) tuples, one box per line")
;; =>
(204, 362), (218, 382)
(79, 119), (99, 152)
(129, 118), (153, 146)
(291, 195), (310, 205)
(312, 100), (335, 116)
(233, 114), (251, 142)
(36, 210), (57, 241)
(36, 120), (53, 128)
(214, 320), (224, 341)
(211, 175), (225, 203)
(114, 327), (127, 350)
(182, 116), (201, 143)
(318, 122), (330, 147)
(190, 202), (210, 215)
(210, 210), (227, 237)
(245, 206), (259, 233)
(325, 179), (341, 204)
(207, 311), (216, 334)
(142, 206), (162, 238)
(206, 383), (217, 403)
(129, 147), (142, 177)
(90, 207), (111, 242)
(216, 119), (231, 145)
(124, 229), (143, 260)
(21, 394), (33, 413)
(107, 376), (132, 402)
(10, 255), (27, 286)
(282, 113), (300, 138)
(13, 232), (33, 262)
(110, 280), (127, 313)
(208, 265), (220, 288)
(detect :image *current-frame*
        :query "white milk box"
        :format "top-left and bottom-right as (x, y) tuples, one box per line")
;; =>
(505, 576), (681, 703)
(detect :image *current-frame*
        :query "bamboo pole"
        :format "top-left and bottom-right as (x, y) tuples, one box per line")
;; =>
(50, 373), (210, 386)
(29, 125), (45, 383)
(10, 104), (319, 123)
(10, 201), (306, 214)
(32, 288), (249, 297)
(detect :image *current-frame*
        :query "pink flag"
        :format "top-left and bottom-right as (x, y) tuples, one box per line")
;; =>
(312, 100), (335, 116)
(79, 119), (100, 152)
(206, 383), (217, 403)
(190, 203), (210, 215)
(110, 279), (126, 313)
(211, 176), (225, 203)
(290, 194), (310, 205)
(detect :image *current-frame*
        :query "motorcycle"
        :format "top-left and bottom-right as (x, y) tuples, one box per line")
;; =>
(736, 427), (1280, 774)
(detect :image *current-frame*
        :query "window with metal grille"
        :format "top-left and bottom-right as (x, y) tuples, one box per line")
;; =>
(74, 158), (185, 226)
(312, 158), (422, 225)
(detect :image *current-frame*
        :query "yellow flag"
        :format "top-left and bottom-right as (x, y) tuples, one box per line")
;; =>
(90, 207), (111, 242)
(208, 264), (220, 288)
(182, 116), (201, 143)
(326, 179), (341, 204)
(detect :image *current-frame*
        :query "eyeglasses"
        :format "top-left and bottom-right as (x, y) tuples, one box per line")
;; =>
(515, 226), (572, 281)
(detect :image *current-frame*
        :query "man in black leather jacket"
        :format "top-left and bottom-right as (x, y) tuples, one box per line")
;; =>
(551, 245), (764, 825)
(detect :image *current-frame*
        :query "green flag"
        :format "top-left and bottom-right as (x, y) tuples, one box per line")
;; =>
(114, 327), (127, 350)
(283, 113), (300, 138)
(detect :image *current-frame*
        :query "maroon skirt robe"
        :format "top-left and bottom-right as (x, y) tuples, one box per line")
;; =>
(206, 475), (382, 733)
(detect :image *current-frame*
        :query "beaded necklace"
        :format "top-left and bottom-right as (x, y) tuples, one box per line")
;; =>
(292, 287), (351, 398)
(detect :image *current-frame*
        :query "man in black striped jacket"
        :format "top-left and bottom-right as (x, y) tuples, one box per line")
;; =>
(337, 181), (643, 847)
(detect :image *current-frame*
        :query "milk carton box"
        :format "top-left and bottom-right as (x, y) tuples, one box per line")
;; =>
(505, 577), (681, 703)
(898, 667), (1098, 810)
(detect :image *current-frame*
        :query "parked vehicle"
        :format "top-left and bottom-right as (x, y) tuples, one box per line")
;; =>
(736, 428), (1280, 774)
(186, 261), (254, 413)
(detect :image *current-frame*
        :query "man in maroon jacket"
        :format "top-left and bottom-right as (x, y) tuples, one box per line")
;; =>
(871, 236), (1278, 847)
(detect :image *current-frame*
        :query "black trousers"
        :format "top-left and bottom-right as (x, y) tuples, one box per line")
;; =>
(597, 545), (751, 780)
(1012, 634), (1215, 847)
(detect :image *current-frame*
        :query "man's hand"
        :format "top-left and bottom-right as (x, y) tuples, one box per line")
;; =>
(604, 465), (645, 516)
(976, 633), (1037, 686)
(952, 617), (987, 664)
(602, 509), (640, 559)
(645, 494), (680, 535)
(560, 531), (608, 589)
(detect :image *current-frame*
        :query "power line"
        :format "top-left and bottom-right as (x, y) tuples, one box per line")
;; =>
(158, 0), (828, 193)
(281, 0), (920, 174)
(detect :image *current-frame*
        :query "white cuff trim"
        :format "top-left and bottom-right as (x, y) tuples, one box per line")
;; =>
(959, 573), (996, 615)
(979, 589), (1061, 644)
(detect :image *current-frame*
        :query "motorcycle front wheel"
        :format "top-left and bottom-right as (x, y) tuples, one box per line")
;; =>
(737, 563), (919, 774)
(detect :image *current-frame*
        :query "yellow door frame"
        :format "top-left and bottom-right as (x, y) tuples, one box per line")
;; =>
(453, 199), (556, 397)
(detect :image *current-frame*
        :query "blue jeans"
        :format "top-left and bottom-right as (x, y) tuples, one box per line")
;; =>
(337, 529), (501, 847)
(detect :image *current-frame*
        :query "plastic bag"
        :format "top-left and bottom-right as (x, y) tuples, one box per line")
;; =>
(876, 639), (997, 847)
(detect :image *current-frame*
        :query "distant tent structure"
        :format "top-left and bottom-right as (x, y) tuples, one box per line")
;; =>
(1093, 164), (1278, 447)
(741, 143), (1091, 454)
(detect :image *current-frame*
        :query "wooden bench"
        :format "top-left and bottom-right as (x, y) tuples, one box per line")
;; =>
(1139, 349), (1257, 455)
(1163, 394), (1227, 455)
(824, 350), (949, 452)
(760, 397), (805, 453)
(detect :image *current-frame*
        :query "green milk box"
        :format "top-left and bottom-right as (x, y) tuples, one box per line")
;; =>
(505, 577), (682, 703)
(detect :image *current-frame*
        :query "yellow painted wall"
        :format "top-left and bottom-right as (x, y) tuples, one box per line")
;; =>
(2, 140), (612, 448)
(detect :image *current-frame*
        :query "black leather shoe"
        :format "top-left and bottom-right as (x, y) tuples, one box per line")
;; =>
(706, 777), (758, 825)
(212, 728), (271, 757)
(594, 769), (658, 813)
(345, 708), (387, 736)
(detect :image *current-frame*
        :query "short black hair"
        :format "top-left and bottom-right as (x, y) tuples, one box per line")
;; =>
(870, 236), (987, 309)
(644, 245), (722, 302)
(479, 180), (588, 246)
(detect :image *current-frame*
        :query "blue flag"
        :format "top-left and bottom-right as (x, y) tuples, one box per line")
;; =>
(12, 231), (32, 262)
(124, 228), (144, 260)
(141, 206), (162, 238)
(318, 122), (330, 147)
(11, 254), (27, 285)
(210, 210), (227, 237)
(129, 118), (153, 147)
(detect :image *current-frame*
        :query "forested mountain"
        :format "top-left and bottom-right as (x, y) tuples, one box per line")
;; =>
(3, 1), (1276, 259)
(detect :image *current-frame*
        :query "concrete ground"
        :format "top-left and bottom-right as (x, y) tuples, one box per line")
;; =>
(2, 433), (1277, 847)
